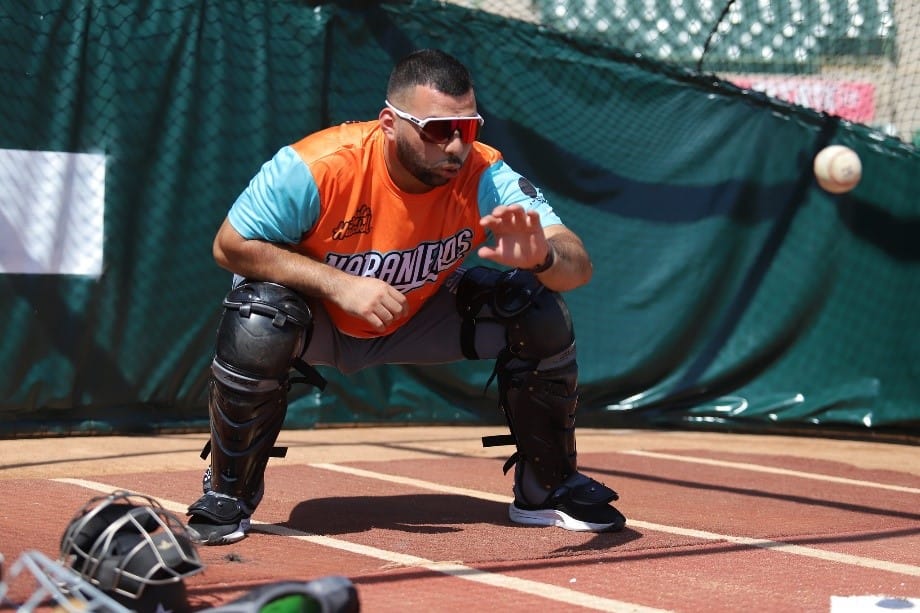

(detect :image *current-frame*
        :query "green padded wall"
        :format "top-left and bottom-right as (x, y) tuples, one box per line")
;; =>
(0, 1), (917, 438)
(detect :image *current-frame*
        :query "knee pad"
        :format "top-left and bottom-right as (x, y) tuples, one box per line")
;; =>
(456, 267), (574, 362)
(205, 281), (323, 509)
(215, 281), (314, 379)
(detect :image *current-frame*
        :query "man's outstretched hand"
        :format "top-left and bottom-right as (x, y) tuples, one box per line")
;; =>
(477, 205), (551, 270)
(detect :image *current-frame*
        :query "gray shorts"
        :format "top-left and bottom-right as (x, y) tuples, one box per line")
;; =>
(233, 270), (506, 375)
(304, 277), (506, 374)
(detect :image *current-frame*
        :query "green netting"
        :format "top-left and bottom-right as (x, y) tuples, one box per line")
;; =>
(0, 0), (918, 439)
(535, 0), (896, 69)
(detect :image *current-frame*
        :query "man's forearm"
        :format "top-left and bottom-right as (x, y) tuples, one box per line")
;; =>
(216, 238), (347, 300)
(535, 234), (593, 292)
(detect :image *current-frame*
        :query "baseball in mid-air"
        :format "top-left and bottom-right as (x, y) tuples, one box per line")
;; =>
(813, 145), (862, 194)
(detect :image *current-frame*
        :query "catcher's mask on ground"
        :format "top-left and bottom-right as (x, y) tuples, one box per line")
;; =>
(59, 490), (204, 612)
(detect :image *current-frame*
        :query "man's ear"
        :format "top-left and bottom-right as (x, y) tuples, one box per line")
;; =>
(379, 108), (397, 140)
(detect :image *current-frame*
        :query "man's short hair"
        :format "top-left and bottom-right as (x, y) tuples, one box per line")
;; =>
(386, 48), (474, 101)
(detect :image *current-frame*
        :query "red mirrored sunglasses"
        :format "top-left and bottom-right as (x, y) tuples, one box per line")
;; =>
(385, 100), (484, 144)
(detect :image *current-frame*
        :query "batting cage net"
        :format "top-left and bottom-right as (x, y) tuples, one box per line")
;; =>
(476, 0), (914, 144)
(0, 0), (918, 438)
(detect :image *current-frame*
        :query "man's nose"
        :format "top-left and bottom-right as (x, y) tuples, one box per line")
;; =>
(443, 131), (466, 154)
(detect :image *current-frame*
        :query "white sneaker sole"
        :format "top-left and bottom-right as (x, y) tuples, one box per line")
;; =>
(189, 517), (251, 545)
(219, 517), (251, 544)
(508, 502), (619, 532)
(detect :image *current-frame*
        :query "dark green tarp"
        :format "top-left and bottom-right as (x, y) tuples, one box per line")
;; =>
(0, 1), (917, 439)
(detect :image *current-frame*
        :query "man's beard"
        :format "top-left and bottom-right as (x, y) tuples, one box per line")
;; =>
(395, 136), (462, 188)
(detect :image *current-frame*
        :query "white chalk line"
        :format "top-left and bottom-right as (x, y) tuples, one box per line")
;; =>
(308, 463), (920, 578)
(52, 451), (920, 613)
(621, 450), (920, 495)
(52, 477), (668, 613)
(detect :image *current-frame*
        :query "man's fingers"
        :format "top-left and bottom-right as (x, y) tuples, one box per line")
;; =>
(365, 289), (409, 330)
(383, 289), (409, 318)
(341, 278), (410, 330)
(481, 206), (542, 235)
(374, 309), (394, 327)
(477, 245), (499, 261)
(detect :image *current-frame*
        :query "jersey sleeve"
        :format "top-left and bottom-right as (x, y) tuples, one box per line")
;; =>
(227, 145), (320, 243)
(477, 159), (562, 227)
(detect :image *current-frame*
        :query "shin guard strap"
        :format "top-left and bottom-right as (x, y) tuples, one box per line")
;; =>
(498, 360), (578, 491)
(199, 440), (288, 461)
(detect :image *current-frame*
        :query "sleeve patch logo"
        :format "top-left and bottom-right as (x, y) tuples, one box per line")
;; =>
(518, 177), (538, 198)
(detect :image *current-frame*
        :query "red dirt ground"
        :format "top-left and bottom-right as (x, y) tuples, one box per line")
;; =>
(1, 427), (918, 612)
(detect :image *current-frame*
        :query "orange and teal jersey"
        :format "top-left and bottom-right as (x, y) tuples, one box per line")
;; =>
(227, 120), (561, 338)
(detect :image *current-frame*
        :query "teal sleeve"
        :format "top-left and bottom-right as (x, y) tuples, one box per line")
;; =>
(477, 159), (562, 227)
(227, 146), (320, 243)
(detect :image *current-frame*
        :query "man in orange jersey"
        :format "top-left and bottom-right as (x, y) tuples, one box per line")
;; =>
(186, 49), (626, 545)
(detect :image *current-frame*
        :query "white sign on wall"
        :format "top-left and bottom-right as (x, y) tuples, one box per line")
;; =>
(731, 77), (876, 123)
(0, 149), (105, 276)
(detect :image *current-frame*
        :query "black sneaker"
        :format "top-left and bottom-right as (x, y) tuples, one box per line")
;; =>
(186, 491), (251, 545)
(509, 473), (626, 532)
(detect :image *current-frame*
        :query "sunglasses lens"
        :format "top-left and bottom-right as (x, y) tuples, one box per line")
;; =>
(421, 118), (480, 143)
(455, 119), (481, 142)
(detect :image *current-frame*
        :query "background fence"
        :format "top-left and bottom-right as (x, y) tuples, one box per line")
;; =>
(1, 0), (918, 440)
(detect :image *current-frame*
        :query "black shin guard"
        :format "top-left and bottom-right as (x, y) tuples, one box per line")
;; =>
(498, 354), (579, 494)
(205, 361), (288, 512)
(195, 282), (325, 515)
(458, 267), (580, 495)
